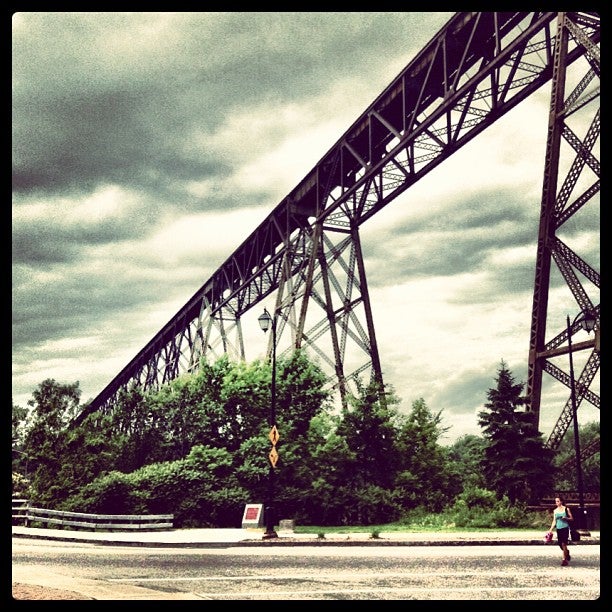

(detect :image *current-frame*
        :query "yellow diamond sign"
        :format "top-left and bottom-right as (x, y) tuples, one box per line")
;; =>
(269, 425), (280, 446)
(269, 446), (279, 468)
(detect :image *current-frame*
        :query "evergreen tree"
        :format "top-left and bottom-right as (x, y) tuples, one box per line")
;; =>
(478, 361), (554, 504)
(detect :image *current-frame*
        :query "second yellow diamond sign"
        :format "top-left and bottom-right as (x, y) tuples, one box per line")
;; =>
(269, 446), (279, 468)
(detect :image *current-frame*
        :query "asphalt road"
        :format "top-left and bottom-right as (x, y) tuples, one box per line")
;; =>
(12, 538), (601, 600)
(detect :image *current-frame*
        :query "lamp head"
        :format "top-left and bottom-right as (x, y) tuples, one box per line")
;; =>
(580, 309), (597, 333)
(258, 308), (272, 333)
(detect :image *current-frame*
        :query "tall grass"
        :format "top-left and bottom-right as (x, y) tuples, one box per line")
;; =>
(293, 507), (550, 534)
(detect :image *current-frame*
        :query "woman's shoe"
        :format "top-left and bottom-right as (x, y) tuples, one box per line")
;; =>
(561, 559), (569, 566)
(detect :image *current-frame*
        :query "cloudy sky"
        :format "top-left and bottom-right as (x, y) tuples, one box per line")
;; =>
(12, 12), (599, 445)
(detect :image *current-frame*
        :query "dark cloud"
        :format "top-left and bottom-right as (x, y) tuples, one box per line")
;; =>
(12, 257), (191, 350)
(12, 81), (232, 200)
(13, 12), (451, 201)
(12, 213), (140, 265)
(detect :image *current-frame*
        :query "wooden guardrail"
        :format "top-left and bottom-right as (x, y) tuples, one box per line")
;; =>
(12, 500), (173, 531)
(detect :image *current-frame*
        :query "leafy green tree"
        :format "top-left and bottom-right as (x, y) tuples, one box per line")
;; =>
(12, 400), (28, 449)
(214, 356), (274, 450)
(145, 376), (200, 462)
(573, 421), (600, 493)
(447, 434), (487, 490)
(12, 400), (29, 482)
(22, 379), (81, 506)
(478, 361), (555, 504)
(134, 355), (272, 466)
(54, 351), (332, 525)
(335, 380), (401, 490)
(303, 382), (407, 525)
(227, 350), (332, 521)
(56, 411), (124, 500)
(552, 420), (600, 493)
(110, 385), (166, 472)
(294, 411), (356, 525)
(300, 381), (401, 525)
(271, 350), (331, 518)
(394, 397), (457, 512)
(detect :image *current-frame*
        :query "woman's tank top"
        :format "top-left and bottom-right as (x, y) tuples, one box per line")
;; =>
(554, 508), (569, 530)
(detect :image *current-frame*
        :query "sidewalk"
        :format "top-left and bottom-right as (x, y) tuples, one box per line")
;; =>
(12, 525), (601, 547)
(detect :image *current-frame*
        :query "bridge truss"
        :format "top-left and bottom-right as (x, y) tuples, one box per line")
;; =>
(75, 12), (600, 454)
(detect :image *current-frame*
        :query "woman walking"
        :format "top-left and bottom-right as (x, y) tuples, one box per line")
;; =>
(549, 496), (574, 566)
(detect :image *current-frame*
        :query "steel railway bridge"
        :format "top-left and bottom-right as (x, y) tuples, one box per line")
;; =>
(75, 12), (600, 457)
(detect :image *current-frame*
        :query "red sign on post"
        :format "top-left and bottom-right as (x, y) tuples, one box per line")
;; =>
(241, 503), (263, 528)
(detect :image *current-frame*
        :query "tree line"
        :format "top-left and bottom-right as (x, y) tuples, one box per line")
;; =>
(12, 351), (599, 528)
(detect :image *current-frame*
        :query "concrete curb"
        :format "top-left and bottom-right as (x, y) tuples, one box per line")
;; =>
(12, 527), (600, 548)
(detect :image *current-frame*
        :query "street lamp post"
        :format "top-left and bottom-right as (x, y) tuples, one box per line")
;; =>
(258, 308), (279, 539)
(566, 308), (596, 534)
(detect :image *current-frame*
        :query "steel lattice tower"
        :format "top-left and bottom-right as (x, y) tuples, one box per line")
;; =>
(525, 12), (600, 450)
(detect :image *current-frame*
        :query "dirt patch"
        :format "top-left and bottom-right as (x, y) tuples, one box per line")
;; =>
(12, 583), (94, 600)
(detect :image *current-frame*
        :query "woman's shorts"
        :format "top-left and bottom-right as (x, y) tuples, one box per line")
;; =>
(557, 526), (570, 547)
